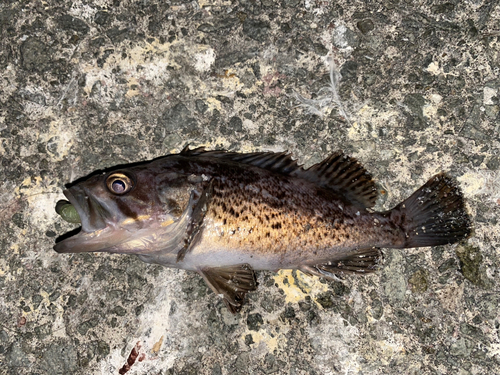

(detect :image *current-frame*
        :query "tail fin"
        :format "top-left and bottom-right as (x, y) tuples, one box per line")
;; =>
(393, 173), (472, 248)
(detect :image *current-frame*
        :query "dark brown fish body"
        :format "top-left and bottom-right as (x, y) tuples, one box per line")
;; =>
(54, 147), (471, 312)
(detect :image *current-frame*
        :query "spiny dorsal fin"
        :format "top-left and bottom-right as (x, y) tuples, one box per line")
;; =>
(180, 147), (377, 208)
(180, 146), (302, 175)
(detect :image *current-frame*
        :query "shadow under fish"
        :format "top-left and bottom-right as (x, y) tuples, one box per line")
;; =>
(54, 147), (472, 313)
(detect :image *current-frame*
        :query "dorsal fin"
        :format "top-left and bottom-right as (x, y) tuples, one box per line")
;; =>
(293, 151), (377, 209)
(180, 147), (377, 208)
(180, 146), (302, 175)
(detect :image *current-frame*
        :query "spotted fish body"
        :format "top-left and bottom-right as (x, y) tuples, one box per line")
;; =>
(179, 164), (398, 271)
(54, 147), (471, 313)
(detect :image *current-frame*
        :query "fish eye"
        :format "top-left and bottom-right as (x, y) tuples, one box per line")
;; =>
(106, 172), (134, 195)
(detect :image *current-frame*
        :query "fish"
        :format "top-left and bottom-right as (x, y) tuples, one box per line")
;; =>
(54, 146), (472, 313)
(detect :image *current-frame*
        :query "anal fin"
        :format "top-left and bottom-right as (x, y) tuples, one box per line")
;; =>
(300, 248), (382, 279)
(199, 264), (257, 314)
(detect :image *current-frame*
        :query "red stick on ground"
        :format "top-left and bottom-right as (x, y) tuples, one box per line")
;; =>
(118, 341), (142, 375)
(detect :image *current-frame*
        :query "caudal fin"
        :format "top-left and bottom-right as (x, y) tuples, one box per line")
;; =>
(393, 173), (472, 248)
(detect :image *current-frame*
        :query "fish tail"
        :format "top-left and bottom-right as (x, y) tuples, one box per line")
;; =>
(391, 173), (472, 247)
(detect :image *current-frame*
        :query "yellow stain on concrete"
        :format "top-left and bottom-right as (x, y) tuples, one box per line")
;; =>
(0, 259), (6, 277)
(10, 242), (20, 256)
(18, 176), (33, 191)
(358, 104), (371, 115)
(198, 0), (232, 7)
(220, 69), (243, 92)
(365, 340), (406, 365)
(365, 305), (377, 323)
(206, 97), (222, 112)
(106, 38), (175, 73)
(15, 174), (61, 226)
(125, 77), (140, 98)
(26, 290), (59, 316)
(243, 330), (278, 352)
(39, 290), (51, 303)
(82, 38), (175, 96)
(238, 144), (260, 153)
(347, 121), (362, 140)
(273, 269), (328, 305)
(21, 288), (68, 338)
(201, 137), (232, 150)
(21, 176), (42, 195)
(152, 335), (164, 354)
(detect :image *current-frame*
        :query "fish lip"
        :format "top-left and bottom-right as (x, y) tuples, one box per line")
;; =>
(62, 187), (92, 233)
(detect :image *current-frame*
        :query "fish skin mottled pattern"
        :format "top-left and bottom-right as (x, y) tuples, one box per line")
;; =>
(54, 147), (472, 313)
(199, 170), (400, 265)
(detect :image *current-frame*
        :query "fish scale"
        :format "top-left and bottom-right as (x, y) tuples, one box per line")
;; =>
(199, 175), (392, 263)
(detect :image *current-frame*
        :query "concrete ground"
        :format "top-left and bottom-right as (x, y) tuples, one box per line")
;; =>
(0, 0), (499, 374)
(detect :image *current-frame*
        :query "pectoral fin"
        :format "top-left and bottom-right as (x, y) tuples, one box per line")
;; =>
(199, 264), (257, 314)
(177, 180), (213, 262)
(300, 248), (382, 279)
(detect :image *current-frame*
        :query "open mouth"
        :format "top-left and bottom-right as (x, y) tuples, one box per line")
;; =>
(65, 187), (110, 233)
(53, 187), (113, 254)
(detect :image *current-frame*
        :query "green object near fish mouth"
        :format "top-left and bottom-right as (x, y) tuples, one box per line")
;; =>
(55, 200), (81, 224)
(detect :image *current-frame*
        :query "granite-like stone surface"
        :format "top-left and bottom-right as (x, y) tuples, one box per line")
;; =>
(1, 1), (499, 374)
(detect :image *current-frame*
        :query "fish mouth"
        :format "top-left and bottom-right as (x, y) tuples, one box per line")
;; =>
(63, 187), (109, 233)
(54, 187), (121, 254)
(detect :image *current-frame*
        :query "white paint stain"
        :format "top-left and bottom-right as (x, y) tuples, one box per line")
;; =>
(333, 24), (351, 49)
(426, 61), (442, 75)
(193, 47), (216, 72)
(81, 39), (174, 99)
(347, 105), (399, 141)
(423, 93), (443, 119)
(16, 176), (63, 228)
(458, 170), (500, 202)
(484, 87), (497, 105)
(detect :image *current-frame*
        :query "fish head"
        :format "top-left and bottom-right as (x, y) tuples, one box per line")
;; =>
(54, 163), (194, 255)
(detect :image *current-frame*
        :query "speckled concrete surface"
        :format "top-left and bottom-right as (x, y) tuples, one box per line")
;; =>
(1, 1), (499, 374)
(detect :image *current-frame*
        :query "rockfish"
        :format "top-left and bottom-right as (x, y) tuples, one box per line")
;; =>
(54, 147), (471, 313)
